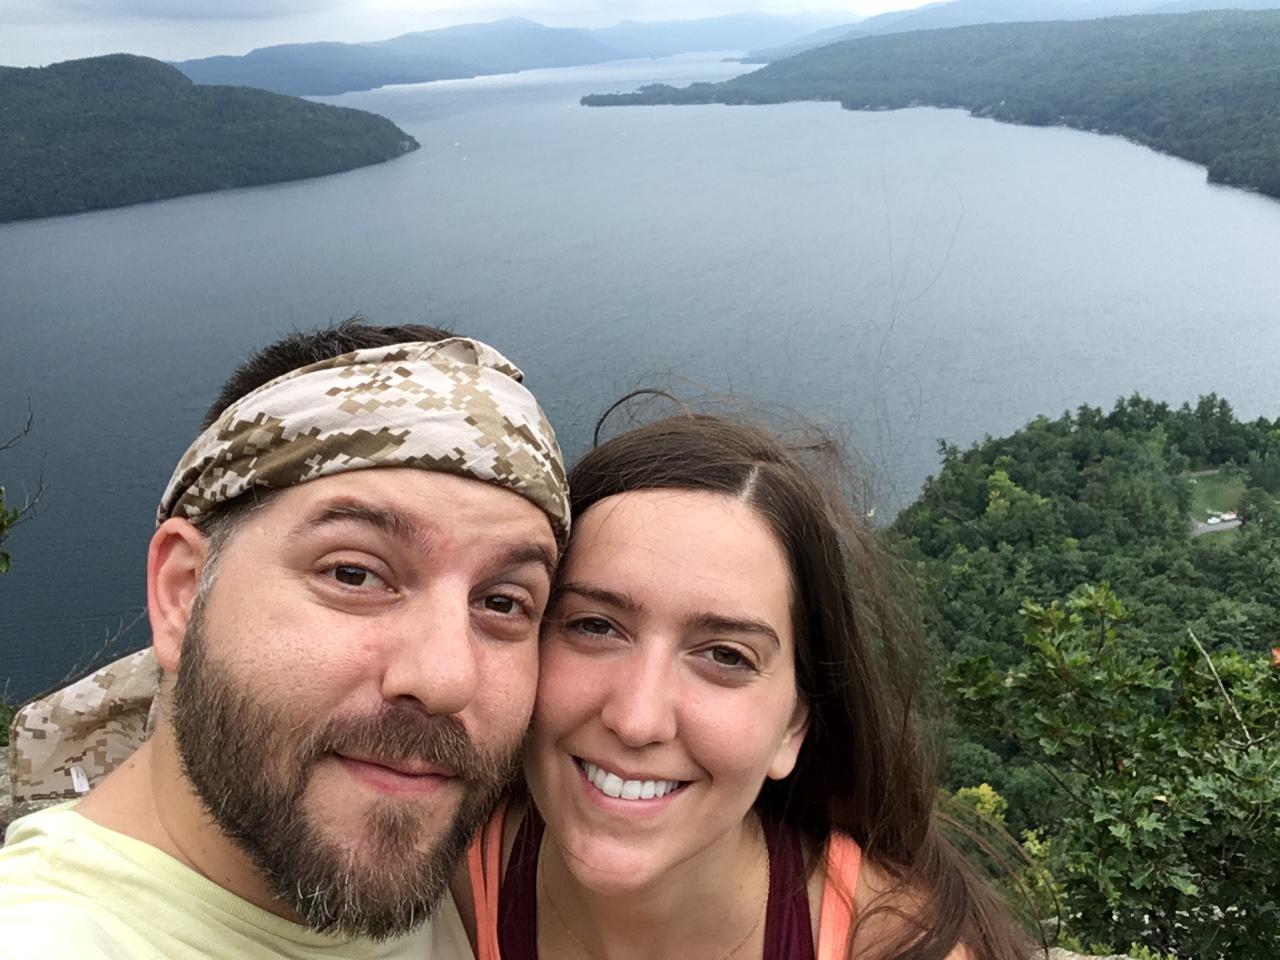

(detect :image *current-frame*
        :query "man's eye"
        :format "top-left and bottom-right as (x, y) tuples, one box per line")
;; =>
(327, 564), (385, 589)
(483, 594), (523, 615)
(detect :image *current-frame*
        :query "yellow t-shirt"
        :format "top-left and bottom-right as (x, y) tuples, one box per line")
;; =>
(0, 804), (473, 960)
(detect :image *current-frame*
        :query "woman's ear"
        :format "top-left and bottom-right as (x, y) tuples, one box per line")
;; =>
(767, 695), (811, 781)
(147, 517), (210, 674)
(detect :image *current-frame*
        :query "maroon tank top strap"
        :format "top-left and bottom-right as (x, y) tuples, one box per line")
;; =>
(497, 810), (814, 960)
(497, 806), (545, 960)
(762, 817), (817, 960)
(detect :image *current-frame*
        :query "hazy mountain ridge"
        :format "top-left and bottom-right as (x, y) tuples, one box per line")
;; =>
(743, 0), (1280, 62)
(375, 17), (621, 74)
(176, 42), (478, 97)
(590, 13), (830, 57)
(583, 10), (1280, 202)
(178, 18), (622, 96)
(0, 53), (418, 224)
(740, 23), (871, 63)
(174, 14), (828, 97)
(1152, 0), (1280, 10)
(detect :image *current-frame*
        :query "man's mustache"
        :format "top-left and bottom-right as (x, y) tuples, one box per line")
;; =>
(297, 703), (518, 785)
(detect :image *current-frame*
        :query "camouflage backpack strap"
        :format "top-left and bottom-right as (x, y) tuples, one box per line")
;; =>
(8, 649), (159, 807)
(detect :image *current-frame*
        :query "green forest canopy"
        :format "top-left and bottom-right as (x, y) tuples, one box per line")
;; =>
(584, 10), (1280, 202)
(889, 395), (1280, 954)
(0, 54), (419, 224)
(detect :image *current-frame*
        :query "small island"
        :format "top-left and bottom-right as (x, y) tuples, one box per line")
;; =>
(583, 10), (1280, 202)
(0, 54), (419, 224)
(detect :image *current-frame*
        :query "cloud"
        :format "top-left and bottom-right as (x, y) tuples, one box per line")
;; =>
(45, 0), (349, 21)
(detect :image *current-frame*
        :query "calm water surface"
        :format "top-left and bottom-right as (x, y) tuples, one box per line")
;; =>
(3, 53), (1279, 698)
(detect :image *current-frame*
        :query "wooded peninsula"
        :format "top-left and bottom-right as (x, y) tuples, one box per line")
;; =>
(0, 54), (418, 224)
(583, 10), (1280, 201)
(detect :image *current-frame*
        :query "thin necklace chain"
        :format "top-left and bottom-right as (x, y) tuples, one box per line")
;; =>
(537, 830), (771, 960)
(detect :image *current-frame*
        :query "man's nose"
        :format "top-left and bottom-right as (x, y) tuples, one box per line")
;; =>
(380, 587), (480, 716)
(599, 643), (678, 748)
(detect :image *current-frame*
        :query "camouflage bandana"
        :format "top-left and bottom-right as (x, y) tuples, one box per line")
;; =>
(6, 337), (568, 813)
(157, 337), (568, 545)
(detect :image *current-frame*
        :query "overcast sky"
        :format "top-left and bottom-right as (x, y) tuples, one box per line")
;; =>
(1, 0), (935, 68)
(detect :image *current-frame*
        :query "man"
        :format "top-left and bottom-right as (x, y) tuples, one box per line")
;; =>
(0, 320), (569, 959)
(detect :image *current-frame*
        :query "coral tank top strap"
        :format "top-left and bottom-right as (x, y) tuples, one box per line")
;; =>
(816, 833), (863, 960)
(467, 801), (508, 960)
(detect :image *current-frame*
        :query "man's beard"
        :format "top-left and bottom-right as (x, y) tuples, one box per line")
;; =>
(170, 607), (522, 940)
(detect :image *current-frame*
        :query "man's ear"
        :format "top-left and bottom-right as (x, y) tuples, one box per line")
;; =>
(148, 517), (210, 673)
(767, 695), (811, 781)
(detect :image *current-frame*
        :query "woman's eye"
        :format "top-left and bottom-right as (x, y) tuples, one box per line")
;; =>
(326, 564), (386, 589)
(706, 645), (755, 670)
(569, 616), (615, 637)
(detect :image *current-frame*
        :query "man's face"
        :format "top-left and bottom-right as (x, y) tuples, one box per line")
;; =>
(169, 468), (554, 939)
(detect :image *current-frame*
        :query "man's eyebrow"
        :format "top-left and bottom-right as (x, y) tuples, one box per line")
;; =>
(289, 501), (556, 575)
(291, 501), (424, 547)
(554, 581), (642, 612)
(688, 613), (781, 648)
(500, 543), (558, 581)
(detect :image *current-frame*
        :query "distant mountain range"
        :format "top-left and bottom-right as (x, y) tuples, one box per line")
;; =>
(168, 2), (1280, 98)
(175, 14), (841, 97)
(0, 54), (417, 223)
(743, 0), (1280, 61)
(584, 10), (1280, 202)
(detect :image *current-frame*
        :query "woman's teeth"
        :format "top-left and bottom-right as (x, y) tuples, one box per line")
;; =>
(580, 760), (682, 800)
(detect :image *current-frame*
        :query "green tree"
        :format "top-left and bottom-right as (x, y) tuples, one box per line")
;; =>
(949, 585), (1280, 956)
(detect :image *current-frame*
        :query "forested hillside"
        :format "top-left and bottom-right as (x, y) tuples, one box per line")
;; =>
(585, 11), (1280, 201)
(891, 395), (1280, 955)
(0, 54), (418, 224)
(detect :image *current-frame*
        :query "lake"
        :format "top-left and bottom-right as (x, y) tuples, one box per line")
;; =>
(2, 52), (1279, 701)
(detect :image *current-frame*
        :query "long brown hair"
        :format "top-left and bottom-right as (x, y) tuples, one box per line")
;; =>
(567, 407), (1033, 960)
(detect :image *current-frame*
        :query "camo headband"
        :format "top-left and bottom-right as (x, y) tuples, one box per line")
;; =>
(156, 337), (569, 545)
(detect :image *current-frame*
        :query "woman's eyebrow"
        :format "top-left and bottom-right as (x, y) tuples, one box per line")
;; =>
(554, 584), (780, 646)
(687, 613), (781, 648)
(555, 581), (641, 612)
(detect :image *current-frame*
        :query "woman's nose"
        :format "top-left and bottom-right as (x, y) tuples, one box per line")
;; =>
(598, 644), (678, 748)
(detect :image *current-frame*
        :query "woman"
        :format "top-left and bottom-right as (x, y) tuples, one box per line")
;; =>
(460, 411), (1032, 960)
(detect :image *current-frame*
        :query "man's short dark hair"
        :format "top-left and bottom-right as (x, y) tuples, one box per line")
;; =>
(194, 317), (454, 559)
(201, 317), (454, 429)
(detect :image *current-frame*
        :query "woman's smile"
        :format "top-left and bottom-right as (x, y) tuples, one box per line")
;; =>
(574, 757), (689, 802)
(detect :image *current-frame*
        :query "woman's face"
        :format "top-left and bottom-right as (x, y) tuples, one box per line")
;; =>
(525, 489), (809, 893)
